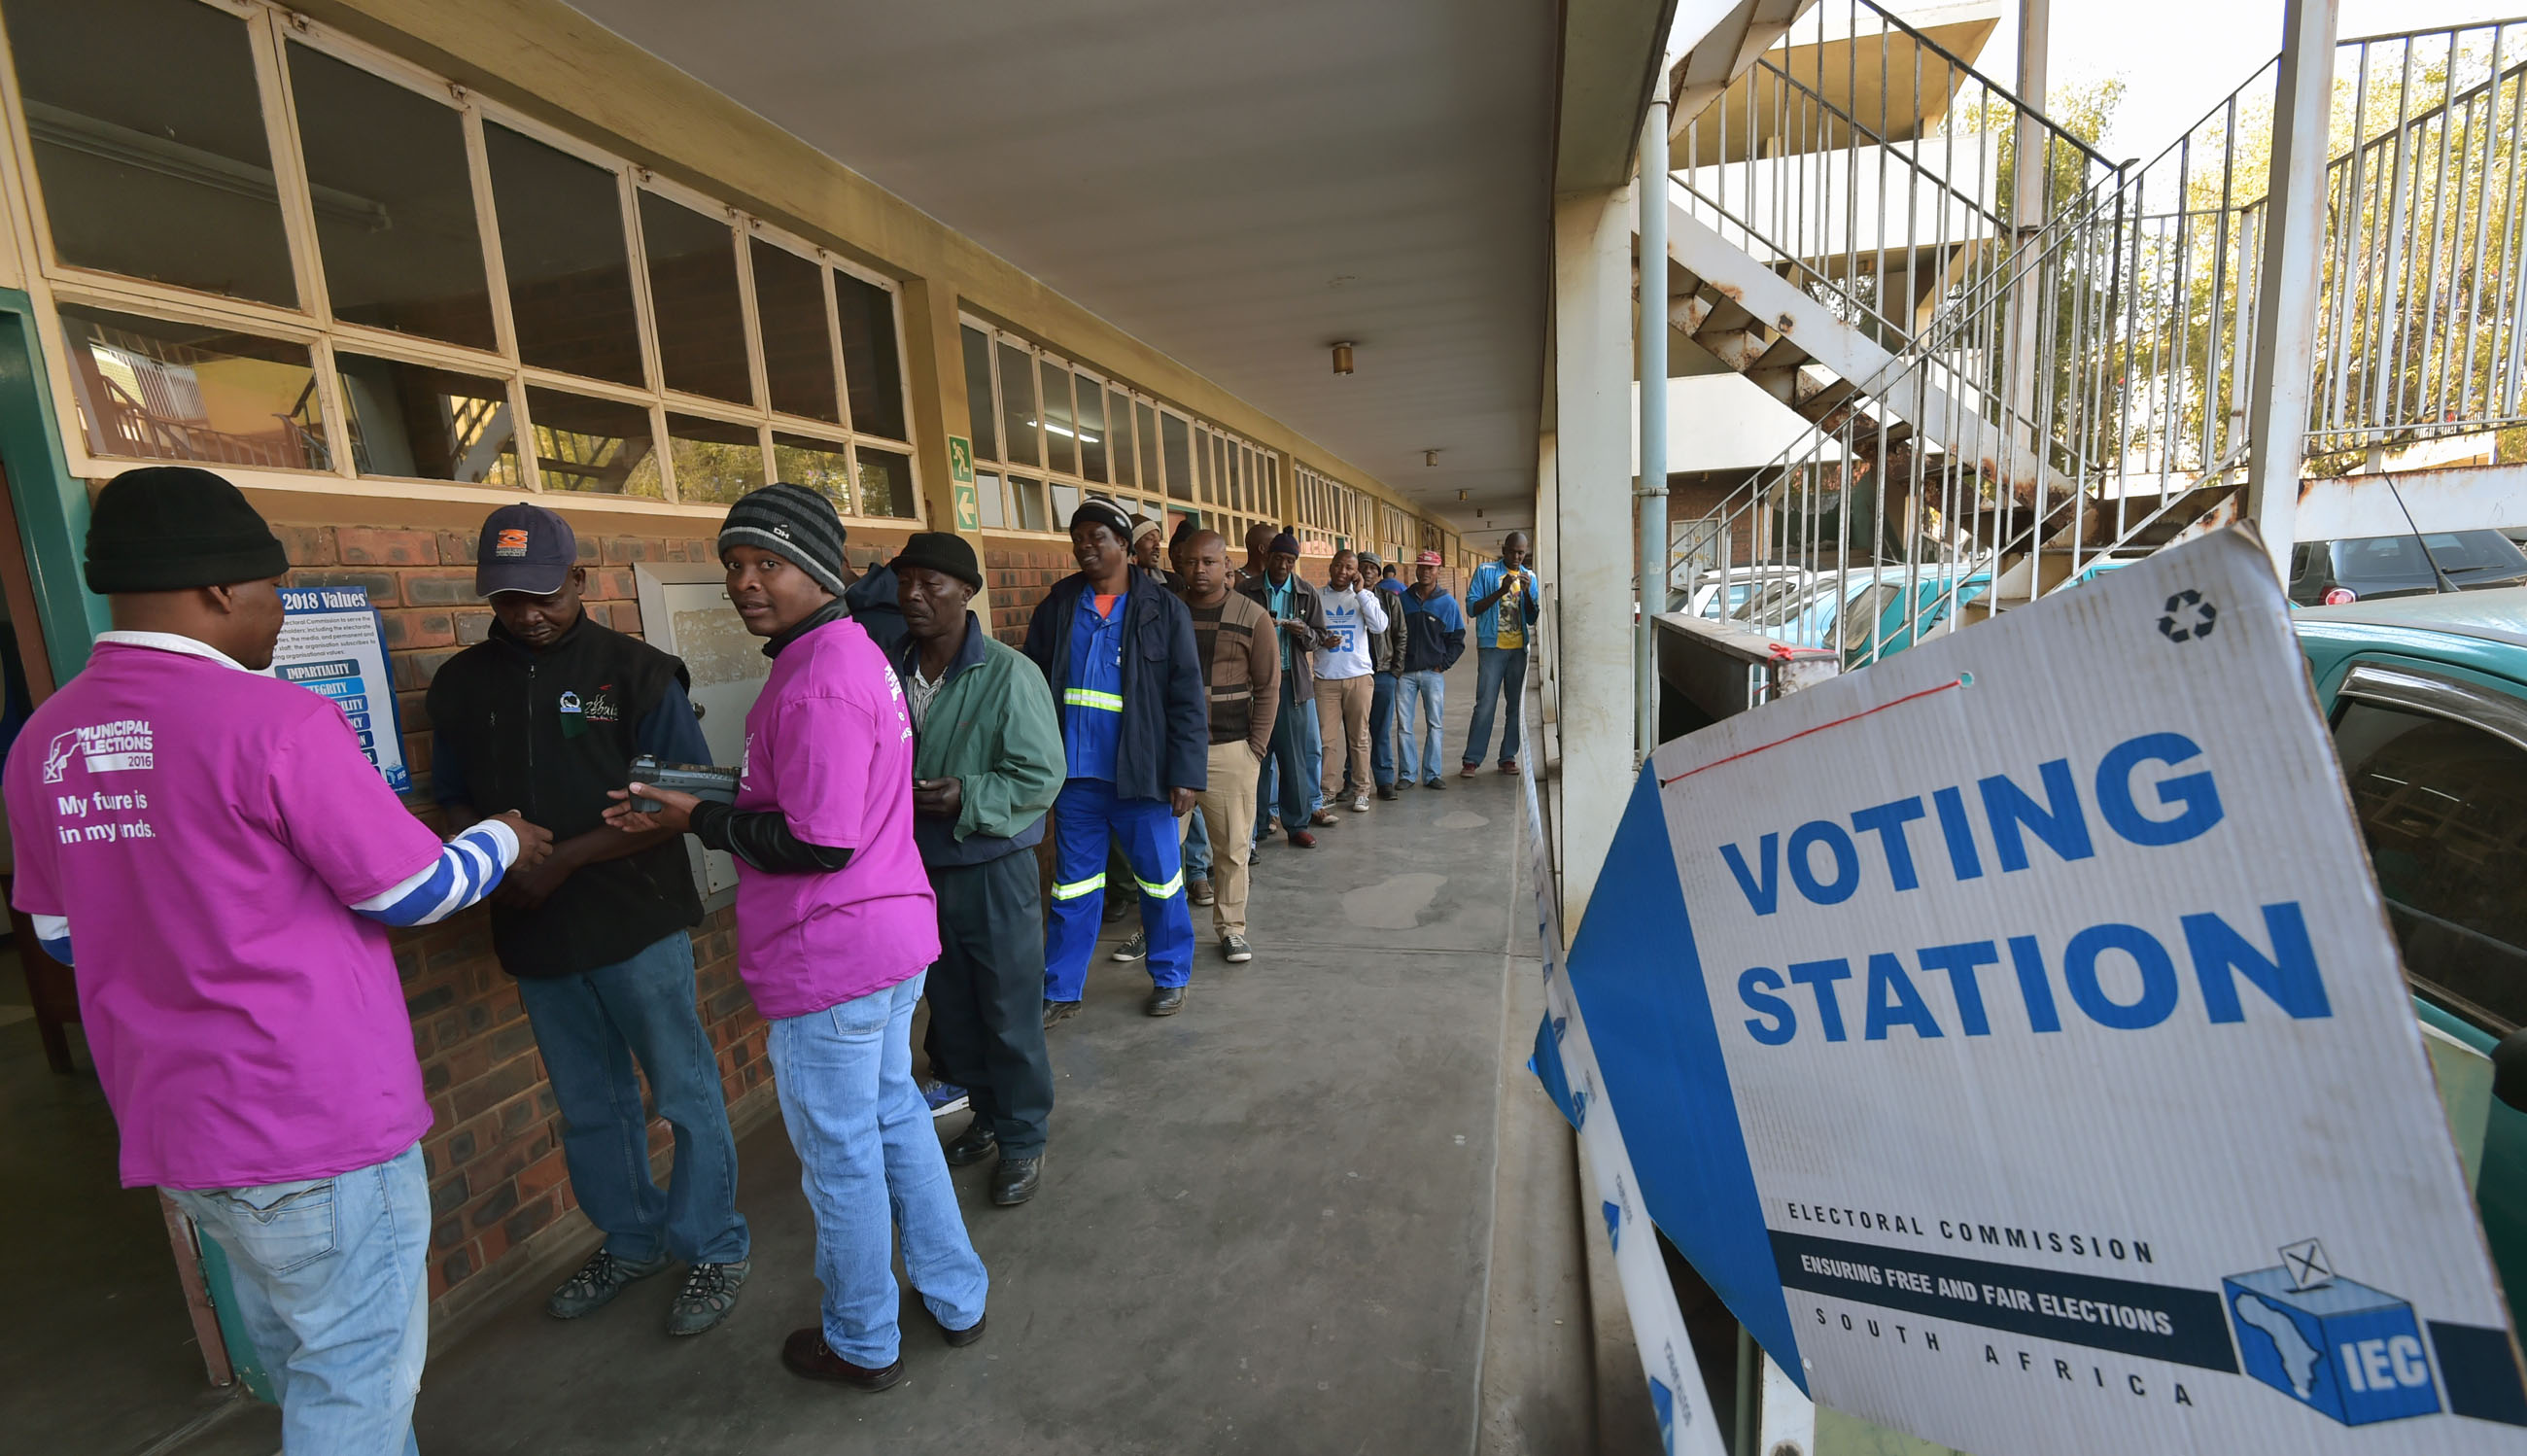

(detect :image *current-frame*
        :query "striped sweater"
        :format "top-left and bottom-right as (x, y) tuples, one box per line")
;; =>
(1182, 588), (1281, 756)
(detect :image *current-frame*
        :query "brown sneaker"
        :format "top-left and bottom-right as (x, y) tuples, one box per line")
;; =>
(1189, 876), (1215, 907)
(1308, 809), (1339, 826)
(781, 1328), (903, 1391)
(1459, 762), (1477, 778)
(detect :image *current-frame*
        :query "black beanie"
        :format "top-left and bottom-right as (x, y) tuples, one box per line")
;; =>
(888, 531), (984, 591)
(85, 466), (288, 594)
(718, 482), (848, 598)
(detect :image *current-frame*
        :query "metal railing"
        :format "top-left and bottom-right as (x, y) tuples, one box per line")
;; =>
(1669, 17), (2527, 682)
(1670, 0), (2120, 350)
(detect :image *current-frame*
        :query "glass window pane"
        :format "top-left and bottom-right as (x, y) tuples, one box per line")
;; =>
(1265, 456), (1279, 519)
(1195, 431), (1214, 504)
(1010, 474), (1047, 533)
(960, 325), (997, 462)
(522, 386), (659, 497)
(665, 413), (761, 504)
(1106, 389), (1135, 488)
(1134, 401), (1160, 496)
(772, 432), (852, 511)
(996, 342), (1038, 468)
(1050, 481), (1080, 524)
(1074, 373), (1107, 483)
(854, 444), (916, 519)
(1160, 413), (1193, 503)
(975, 470), (1005, 528)
(750, 240), (839, 423)
(335, 352), (516, 484)
(287, 46), (493, 349)
(833, 271), (905, 439)
(60, 303), (327, 469)
(485, 124), (641, 385)
(6, 0), (295, 306)
(1037, 360), (1075, 476)
(638, 193), (749, 404)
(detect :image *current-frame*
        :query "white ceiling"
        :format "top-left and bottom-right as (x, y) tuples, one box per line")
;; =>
(563, 0), (1558, 534)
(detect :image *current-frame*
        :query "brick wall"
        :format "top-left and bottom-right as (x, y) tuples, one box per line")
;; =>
(983, 542), (1075, 645)
(271, 514), (907, 1309)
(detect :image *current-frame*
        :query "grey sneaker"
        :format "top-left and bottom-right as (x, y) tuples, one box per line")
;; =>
(1221, 933), (1253, 963)
(1351, 793), (1370, 813)
(1111, 930), (1148, 962)
(667, 1259), (748, 1336)
(547, 1247), (671, 1320)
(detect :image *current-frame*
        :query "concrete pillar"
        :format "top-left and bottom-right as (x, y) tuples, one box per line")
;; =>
(896, 275), (989, 622)
(1552, 185), (1638, 931)
(1634, 99), (1668, 760)
(2245, 0), (2340, 575)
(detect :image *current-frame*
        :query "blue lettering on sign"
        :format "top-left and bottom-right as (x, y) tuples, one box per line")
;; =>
(1738, 903), (2331, 1044)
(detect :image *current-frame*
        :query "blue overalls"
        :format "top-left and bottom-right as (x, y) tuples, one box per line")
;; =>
(1045, 589), (1194, 999)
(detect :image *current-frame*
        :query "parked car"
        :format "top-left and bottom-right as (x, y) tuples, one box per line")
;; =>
(2295, 587), (2527, 1301)
(1732, 566), (1990, 664)
(1669, 565), (1813, 621)
(2287, 529), (2527, 606)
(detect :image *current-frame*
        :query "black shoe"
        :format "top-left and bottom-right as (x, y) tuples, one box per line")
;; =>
(940, 1310), (988, 1346)
(991, 1155), (1042, 1206)
(782, 1328), (903, 1391)
(945, 1117), (997, 1166)
(1145, 985), (1186, 1017)
(666, 1259), (748, 1336)
(1423, 777), (1447, 790)
(1110, 930), (1148, 962)
(1042, 999), (1082, 1029)
(546, 1247), (671, 1319)
(1376, 785), (1399, 801)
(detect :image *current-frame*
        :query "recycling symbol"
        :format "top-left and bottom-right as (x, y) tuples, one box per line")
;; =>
(2158, 588), (2218, 643)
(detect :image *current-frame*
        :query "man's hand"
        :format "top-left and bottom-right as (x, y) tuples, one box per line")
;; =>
(913, 778), (963, 819)
(1169, 786), (1198, 816)
(1275, 617), (1314, 641)
(496, 811), (555, 870)
(604, 783), (699, 835)
(493, 837), (579, 910)
(1316, 629), (1341, 651)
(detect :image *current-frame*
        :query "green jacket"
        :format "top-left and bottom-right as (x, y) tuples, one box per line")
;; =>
(891, 614), (1063, 867)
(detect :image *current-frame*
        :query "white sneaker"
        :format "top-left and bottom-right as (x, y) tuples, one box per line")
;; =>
(1351, 793), (1370, 813)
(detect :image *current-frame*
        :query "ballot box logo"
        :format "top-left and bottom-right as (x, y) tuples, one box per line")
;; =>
(42, 719), (153, 782)
(2225, 1240), (2440, 1425)
(494, 528), (531, 557)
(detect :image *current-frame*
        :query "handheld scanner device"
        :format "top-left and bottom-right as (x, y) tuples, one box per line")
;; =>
(628, 753), (739, 814)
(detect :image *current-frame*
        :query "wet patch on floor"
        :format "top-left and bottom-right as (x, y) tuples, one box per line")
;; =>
(1343, 872), (1448, 929)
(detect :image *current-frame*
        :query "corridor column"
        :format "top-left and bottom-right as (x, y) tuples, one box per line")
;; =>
(2244, 0), (2339, 577)
(898, 276), (992, 624)
(1550, 184), (1637, 932)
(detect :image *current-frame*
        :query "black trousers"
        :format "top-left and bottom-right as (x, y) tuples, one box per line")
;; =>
(924, 849), (1056, 1156)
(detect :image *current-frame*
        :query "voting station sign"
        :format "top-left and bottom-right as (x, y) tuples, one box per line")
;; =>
(1561, 529), (2525, 1453)
(263, 586), (410, 793)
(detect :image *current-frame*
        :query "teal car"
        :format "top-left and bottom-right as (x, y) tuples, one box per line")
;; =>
(2295, 588), (2527, 1303)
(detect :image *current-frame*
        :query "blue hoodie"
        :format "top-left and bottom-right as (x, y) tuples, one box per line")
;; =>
(1398, 584), (1466, 673)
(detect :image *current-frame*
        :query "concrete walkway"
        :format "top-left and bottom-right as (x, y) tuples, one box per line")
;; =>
(182, 653), (1562, 1454)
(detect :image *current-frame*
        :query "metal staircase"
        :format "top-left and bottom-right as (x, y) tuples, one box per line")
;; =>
(1662, 9), (2527, 666)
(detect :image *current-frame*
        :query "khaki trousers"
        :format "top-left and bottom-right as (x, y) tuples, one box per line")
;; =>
(1181, 740), (1261, 938)
(1315, 673), (1375, 801)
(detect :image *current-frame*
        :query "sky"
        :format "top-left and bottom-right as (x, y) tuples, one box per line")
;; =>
(1975, 0), (2523, 161)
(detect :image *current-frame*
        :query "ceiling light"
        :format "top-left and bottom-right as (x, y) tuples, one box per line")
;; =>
(1457, 489), (1468, 502)
(1025, 419), (1098, 443)
(1332, 342), (1355, 375)
(1423, 450), (1439, 468)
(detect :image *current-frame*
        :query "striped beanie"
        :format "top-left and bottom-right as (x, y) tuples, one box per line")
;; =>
(719, 482), (848, 598)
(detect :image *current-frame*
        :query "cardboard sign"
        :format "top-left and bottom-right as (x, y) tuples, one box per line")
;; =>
(265, 585), (410, 793)
(1563, 529), (2524, 1452)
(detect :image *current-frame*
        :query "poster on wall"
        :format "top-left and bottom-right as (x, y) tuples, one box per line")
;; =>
(1561, 529), (2525, 1453)
(264, 585), (410, 793)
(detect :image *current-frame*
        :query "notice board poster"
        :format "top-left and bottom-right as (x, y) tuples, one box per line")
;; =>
(265, 585), (410, 793)
(1563, 529), (2524, 1453)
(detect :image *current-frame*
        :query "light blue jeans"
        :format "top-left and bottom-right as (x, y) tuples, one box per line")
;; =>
(164, 1143), (430, 1456)
(1397, 669), (1447, 782)
(770, 972), (989, 1366)
(1464, 645), (1530, 768)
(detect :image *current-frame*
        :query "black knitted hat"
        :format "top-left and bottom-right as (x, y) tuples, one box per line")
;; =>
(718, 482), (848, 598)
(888, 531), (983, 591)
(1069, 497), (1134, 540)
(85, 467), (288, 594)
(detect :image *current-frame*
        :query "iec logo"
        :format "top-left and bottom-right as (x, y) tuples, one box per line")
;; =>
(2224, 1240), (2439, 1426)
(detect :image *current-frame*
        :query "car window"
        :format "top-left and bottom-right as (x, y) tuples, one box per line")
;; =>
(2333, 698), (2527, 1032)
(2329, 531), (2527, 592)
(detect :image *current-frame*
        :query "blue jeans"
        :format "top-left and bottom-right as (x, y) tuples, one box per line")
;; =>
(165, 1143), (429, 1456)
(1255, 677), (1313, 844)
(1464, 646), (1530, 768)
(1397, 669), (1447, 782)
(1184, 806), (1211, 881)
(1369, 672), (1399, 787)
(769, 973), (989, 1367)
(513, 931), (748, 1265)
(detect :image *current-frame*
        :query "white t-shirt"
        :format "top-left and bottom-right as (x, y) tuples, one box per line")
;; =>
(1313, 585), (1391, 680)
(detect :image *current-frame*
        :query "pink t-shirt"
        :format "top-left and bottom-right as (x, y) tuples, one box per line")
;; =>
(4, 641), (445, 1189)
(733, 616), (939, 1019)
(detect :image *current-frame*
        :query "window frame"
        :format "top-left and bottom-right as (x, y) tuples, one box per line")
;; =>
(0, 0), (917, 521)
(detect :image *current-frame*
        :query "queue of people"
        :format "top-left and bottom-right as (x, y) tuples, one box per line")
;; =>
(3, 466), (1536, 1449)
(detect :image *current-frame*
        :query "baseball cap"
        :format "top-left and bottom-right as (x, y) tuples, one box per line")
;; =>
(475, 503), (577, 596)
(1417, 549), (1443, 566)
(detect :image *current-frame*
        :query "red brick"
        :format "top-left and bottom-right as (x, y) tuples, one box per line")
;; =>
(383, 609), (456, 650)
(454, 609), (493, 645)
(402, 569), (482, 607)
(276, 524), (337, 567)
(337, 528), (441, 566)
(606, 602), (643, 632)
(435, 531), (479, 565)
(603, 537), (652, 565)
(290, 569), (398, 607)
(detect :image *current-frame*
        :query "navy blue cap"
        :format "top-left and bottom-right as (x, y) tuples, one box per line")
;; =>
(475, 503), (577, 596)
